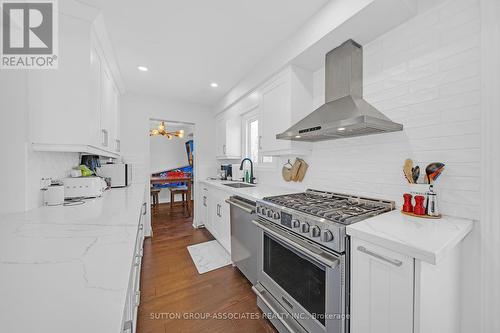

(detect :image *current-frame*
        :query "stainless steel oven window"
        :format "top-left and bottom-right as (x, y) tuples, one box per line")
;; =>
(263, 233), (327, 326)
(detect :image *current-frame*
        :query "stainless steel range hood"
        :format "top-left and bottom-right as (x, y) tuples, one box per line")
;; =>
(276, 40), (403, 142)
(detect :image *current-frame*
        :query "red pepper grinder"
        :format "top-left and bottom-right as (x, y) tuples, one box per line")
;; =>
(402, 193), (413, 213)
(413, 195), (426, 215)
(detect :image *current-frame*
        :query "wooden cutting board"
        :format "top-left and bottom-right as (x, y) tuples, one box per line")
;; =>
(290, 159), (301, 181)
(282, 165), (292, 182)
(296, 159), (308, 182)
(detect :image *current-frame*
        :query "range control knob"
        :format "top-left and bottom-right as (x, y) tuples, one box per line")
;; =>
(260, 207), (267, 215)
(310, 225), (321, 238)
(256, 206), (261, 214)
(300, 221), (310, 233)
(291, 219), (300, 229)
(267, 210), (273, 218)
(273, 212), (280, 219)
(321, 230), (334, 243)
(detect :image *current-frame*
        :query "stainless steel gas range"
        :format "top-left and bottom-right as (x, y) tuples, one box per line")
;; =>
(251, 189), (395, 333)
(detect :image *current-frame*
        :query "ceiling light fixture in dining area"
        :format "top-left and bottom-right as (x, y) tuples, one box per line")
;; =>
(149, 121), (184, 139)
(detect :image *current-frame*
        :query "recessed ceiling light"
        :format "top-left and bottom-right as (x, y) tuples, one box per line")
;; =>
(295, 135), (301, 139)
(210, 82), (219, 88)
(337, 127), (346, 131)
(137, 66), (149, 72)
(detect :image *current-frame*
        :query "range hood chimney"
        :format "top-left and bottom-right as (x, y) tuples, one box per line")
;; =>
(276, 39), (403, 142)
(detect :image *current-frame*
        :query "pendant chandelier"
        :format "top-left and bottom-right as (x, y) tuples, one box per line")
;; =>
(149, 121), (184, 139)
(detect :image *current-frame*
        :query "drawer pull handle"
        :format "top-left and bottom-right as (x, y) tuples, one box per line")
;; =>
(357, 246), (403, 267)
(123, 320), (133, 332)
(135, 291), (141, 307)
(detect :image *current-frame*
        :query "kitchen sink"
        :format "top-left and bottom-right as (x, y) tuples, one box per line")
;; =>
(223, 183), (255, 188)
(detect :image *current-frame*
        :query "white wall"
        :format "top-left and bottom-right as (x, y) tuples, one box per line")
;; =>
(0, 71), (80, 215)
(149, 124), (193, 203)
(149, 131), (191, 174)
(25, 150), (80, 210)
(250, 1), (481, 330)
(0, 72), (28, 214)
(120, 94), (216, 224)
(258, 0), (481, 220)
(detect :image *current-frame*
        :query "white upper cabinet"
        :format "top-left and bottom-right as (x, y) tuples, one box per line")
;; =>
(29, 14), (95, 147)
(29, 11), (121, 158)
(259, 66), (313, 156)
(215, 114), (241, 160)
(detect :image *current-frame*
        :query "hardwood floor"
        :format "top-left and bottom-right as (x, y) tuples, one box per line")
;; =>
(137, 201), (277, 333)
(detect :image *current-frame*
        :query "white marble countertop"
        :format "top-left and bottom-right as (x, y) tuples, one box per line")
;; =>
(0, 183), (146, 333)
(199, 179), (298, 201)
(346, 210), (474, 265)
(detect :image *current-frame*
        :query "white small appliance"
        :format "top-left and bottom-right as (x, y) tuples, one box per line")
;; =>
(97, 163), (132, 188)
(62, 177), (107, 199)
(43, 183), (65, 206)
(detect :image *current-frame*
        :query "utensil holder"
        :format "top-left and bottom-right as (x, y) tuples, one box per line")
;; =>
(408, 183), (431, 196)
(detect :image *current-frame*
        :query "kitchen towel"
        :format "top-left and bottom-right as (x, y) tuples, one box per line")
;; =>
(187, 240), (231, 274)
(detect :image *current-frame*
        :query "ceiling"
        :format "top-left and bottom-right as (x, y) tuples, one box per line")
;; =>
(81, 0), (330, 106)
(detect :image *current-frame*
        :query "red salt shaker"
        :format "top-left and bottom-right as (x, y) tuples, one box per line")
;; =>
(413, 195), (426, 215)
(402, 193), (413, 213)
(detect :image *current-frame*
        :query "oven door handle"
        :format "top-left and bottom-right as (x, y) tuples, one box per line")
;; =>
(252, 219), (339, 268)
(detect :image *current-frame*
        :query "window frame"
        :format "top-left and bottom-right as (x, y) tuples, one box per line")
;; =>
(241, 107), (276, 169)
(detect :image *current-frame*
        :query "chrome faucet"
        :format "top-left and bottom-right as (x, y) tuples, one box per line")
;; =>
(239, 158), (255, 184)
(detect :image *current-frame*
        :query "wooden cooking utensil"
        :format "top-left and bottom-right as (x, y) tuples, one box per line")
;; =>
(403, 159), (414, 184)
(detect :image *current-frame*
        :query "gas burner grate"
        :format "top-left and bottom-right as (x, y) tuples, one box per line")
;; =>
(263, 189), (394, 225)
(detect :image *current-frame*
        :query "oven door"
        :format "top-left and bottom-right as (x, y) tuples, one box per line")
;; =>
(252, 218), (347, 333)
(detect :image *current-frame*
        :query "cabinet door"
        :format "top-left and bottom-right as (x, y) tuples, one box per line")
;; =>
(260, 73), (291, 153)
(218, 194), (231, 253)
(223, 117), (241, 159)
(208, 193), (219, 239)
(212, 188), (230, 253)
(200, 187), (209, 228)
(215, 114), (226, 158)
(350, 238), (414, 333)
(90, 44), (102, 147)
(111, 82), (120, 151)
(28, 14), (93, 145)
(114, 86), (121, 152)
(100, 66), (113, 148)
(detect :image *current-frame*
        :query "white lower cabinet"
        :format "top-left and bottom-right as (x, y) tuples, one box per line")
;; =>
(350, 238), (414, 333)
(200, 184), (231, 254)
(350, 237), (462, 333)
(121, 198), (146, 332)
(199, 186), (210, 230)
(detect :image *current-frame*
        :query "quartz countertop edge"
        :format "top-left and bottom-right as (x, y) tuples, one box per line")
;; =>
(346, 210), (474, 265)
(199, 179), (299, 201)
(0, 182), (147, 333)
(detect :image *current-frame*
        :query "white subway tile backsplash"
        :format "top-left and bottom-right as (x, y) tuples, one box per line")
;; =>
(439, 76), (480, 96)
(258, 0), (481, 220)
(439, 48), (479, 71)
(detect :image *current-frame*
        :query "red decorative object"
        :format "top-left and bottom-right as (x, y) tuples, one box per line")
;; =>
(167, 171), (185, 178)
(413, 195), (426, 215)
(402, 193), (413, 213)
